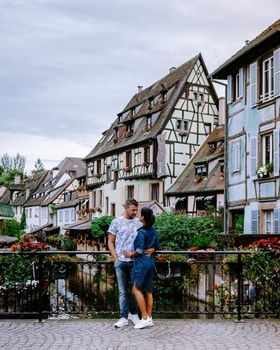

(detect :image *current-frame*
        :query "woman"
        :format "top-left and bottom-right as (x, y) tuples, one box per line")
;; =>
(124, 207), (160, 329)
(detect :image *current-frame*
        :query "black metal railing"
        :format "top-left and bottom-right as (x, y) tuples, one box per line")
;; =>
(0, 250), (279, 321)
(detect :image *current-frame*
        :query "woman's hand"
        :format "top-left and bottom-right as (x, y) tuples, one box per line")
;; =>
(144, 247), (155, 257)
(124, 251), (132, 258)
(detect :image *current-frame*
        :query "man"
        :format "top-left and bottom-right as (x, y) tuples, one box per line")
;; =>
(108, 199), (153, 328)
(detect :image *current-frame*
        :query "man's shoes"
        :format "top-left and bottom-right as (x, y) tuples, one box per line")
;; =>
(134, 318), (152, 329)
(114, 317), (129, 328)
(128, 313), (140, 325)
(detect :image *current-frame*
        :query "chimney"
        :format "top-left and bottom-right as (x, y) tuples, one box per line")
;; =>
(138, 85), (143, 93)
(245, 40), (250, 46)
(169, 67), (176, 74)
(14, 175), (21, 184)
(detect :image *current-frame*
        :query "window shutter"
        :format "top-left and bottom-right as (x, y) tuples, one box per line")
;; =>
(274, 209), (280, 234)
(274, 48), (280, 96)
(235, 141), (241, 172)
(227, 75), (232, 104)
(251, 210), (258, 234)
(239, 67), (244, 98)
(250, 137), (257, 177)
(231, 142), (235, 173)
(249, 62), (258, 107)
(273, 130), (279, 176)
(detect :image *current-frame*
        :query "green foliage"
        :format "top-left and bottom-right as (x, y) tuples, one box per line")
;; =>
(0, 169), (24, 186)
(91, 215), (114, 237)
(155, 212), (223, 250)
(0, 254), (36, 286)
(19, 210), (26, 230)
(33, 158), (45, 173)
(61, 236), (76, 251)
(49, 204), (57, 214)
(0, 219), (21, 238)
(1, 153), (26, 173)
(47, 234), (62, 249)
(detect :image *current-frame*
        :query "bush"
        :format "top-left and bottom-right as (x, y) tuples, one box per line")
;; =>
(91, 215), (114, 237)
(155, 212), (223, 250)
(61, 236), (76, 251)
(0, 219), (21, 238)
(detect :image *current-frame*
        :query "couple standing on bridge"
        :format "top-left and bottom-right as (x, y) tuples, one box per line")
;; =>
(108, 199), (160, 330)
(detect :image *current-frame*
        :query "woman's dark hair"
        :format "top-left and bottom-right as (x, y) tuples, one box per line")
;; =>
(141, 207), (155, 229)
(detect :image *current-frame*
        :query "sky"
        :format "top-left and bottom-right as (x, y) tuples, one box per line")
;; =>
(0, 0), (279, 173)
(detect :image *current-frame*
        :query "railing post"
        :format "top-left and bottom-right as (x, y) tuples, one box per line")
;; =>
(38, 253), (43, 322)
(237, 253), (242, 321)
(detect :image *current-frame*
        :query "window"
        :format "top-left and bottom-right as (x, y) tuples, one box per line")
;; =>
(127, 185), (134, 200)
(134, 151), (141, 166)
(262, 133), (273, 166)
(204, 123), (211, 134)
(71, 209), (75, 221)
(193, 92), (204, 101)
(148, 98), (153, 109)
(96, 160), (102, 176)
(112, 171), (118, 190)
(87, 162), (93, 177)
(176, 120), (188, 131)
(144, 146), (150, 164)
(227, 68), (244, 103)
(98, 190), (103, 207)
(105, 197), (109, 214)
(106, 166), (111, 184)
(232, 141), (241, 173)
(126, 122), (134, 133)
(117, 114), (122, 123)
(195, 164), (207, 177)
(65, 210), (69, 222)
(126, 151), (132, 168)
(30, 208), (32, 218)
(92, 191), (96, 208)
(26, 208), (28, 218)
(262, 56), (274, 101)
(64, 192), (72, 202)
(114, 128), (119, 139)
(59, 211), (63, 222)
(147, 116), (152, 129)
(151, 183), (160, 202)
(111, 203), (116, 217)
(264, 210), (273, 234)
(131, 108), (135, 116)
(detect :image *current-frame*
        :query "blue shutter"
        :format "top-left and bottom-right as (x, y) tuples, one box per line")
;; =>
(273, 130), (279, 176)
(274, 209), (280, 234)
(250, 62), (257, 107)
(274, 48), (280, 96)
(239, 67), (244, 98)
(251, 210), (258, 234)
(227, 75), (232, 104)
(250, 137), (257, 177)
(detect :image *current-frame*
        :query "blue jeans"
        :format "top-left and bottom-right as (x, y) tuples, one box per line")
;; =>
(114, 260), (138, 318)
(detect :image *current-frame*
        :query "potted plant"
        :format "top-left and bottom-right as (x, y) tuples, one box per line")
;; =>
(256, 163), (273, 178)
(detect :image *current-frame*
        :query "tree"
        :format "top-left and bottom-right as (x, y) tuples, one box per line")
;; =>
(20, 210), (26, 230)
(33, 158), (45, 173)
(0, 153), (26, 173)
(0, 153), (26, 186)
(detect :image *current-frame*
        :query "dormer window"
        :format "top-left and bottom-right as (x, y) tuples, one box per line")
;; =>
(148, 98), (153, 109)
(147, 116), (152, 129)
(162, 90), (167, 102)
(131, 108), (135, 117)
(117, 114), (122, 123)
(195, 164), (208, 177)
(114, 128), (119, 139)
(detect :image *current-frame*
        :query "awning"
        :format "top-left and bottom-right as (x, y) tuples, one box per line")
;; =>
(195, 196), (204, 201)
(66, 219), (92, 231)
(0, 235), (18, 245)
(29, 223), (53, 234)
(44, 226), (60, 234)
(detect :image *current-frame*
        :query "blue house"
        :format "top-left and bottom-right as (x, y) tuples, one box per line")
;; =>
(211, 19), (280, 234)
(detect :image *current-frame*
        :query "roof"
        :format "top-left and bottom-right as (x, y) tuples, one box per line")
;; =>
(0, 203), (14, 218)
(0, 235), (18, 245)
(29, 223), (53, 234)
(84, 54), (208, 160)
(56, 198), (79, 209)
(137, 201), (165, 214)
(0, 187), (10, 205)
(56, 157), (86, 178)
(42, 178), (75, 206)
(67, 219), (92, 231)
(211, 19), (280, 79)
(166, 126), (224, 195)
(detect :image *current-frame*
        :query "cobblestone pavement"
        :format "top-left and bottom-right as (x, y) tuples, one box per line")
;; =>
(0, 319), (279, 350)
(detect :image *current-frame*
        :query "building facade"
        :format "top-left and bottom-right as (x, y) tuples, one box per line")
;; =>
(211, 19), (280, 234)
(84, 54), (219, 217)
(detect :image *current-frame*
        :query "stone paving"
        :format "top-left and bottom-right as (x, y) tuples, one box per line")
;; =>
(0, 319), (279, 350)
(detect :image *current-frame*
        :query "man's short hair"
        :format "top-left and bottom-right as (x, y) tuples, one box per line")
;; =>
(124, 199), (138, 208)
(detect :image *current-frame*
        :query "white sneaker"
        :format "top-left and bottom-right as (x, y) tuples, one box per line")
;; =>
(114, 317), (128, 328)
(128, 313), (140, 325)
(147, 316), (154, 327)
(134, 318), (152, 329)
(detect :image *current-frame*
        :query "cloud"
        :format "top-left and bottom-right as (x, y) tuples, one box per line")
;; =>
(0, 0), (278, 164)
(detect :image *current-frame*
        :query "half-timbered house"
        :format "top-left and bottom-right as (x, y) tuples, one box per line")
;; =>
(166, 125), (224, 215)
(84, 54), (219, 217)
